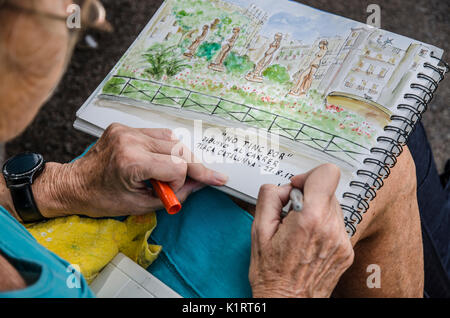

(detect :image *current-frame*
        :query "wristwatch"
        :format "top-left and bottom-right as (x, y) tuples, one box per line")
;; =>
(2, 153), (46, 223)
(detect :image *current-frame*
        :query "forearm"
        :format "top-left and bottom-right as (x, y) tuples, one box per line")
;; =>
(0, 168), (19, 220)
(0, 162), (85, 222)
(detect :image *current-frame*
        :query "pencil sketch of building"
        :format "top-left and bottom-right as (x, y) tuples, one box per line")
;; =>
(276, 44), (309, 73)
(308, 36), (344, 90)
(247, 35), (271, 62)
(275, 37), (309, 74)
(149, 10), (180, 43)
(239, 4), (269, 55)
(210, 1), (268, 56)
(327, 29), (404, 102)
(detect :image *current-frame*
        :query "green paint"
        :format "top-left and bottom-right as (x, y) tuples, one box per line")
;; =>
(224, 53), (254, 75)
(263, 64), (291, 84)
(142, 45), (189, 80)
(196, 42), (221, 61)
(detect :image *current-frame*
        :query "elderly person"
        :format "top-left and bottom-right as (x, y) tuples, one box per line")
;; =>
(0, 0), (448, 298)
(0, 0), (353, 297)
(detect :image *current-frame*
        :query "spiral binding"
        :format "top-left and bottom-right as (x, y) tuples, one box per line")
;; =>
(342, 51), (448, 236)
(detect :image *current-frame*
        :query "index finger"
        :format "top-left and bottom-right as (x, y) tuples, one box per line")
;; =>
(137, 128), (177, 141)
(170, 141), (229, 186)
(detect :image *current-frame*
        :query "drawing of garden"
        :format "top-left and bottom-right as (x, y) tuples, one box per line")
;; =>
(101, 0), (425, 164)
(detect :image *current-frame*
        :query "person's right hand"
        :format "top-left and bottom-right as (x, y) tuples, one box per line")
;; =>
(249, 164), (354, 298)
(34, 123), (228, 218)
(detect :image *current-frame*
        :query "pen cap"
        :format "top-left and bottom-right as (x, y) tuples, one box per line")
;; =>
(150, 180), (182, 214)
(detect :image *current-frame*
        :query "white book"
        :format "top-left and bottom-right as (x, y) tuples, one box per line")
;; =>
(75, 0), (447, 235)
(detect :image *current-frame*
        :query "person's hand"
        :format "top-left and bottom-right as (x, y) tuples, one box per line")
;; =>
(249, 164), (354, 298)
(34, 123), (228, 218)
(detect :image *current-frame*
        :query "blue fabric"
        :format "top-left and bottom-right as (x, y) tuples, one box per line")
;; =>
(407, 123), (450, 298)
(148, 187), (254, 298)
(0, 206), (94, 298)
(147, 122), (450, 298)
(71, 143), (95, 163)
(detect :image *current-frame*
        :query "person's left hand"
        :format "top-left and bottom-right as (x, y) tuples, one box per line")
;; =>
(33, 123), (228, 218)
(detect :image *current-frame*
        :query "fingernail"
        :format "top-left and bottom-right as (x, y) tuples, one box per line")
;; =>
(213, 171), (228, 185)
(169, 131), (179, 141)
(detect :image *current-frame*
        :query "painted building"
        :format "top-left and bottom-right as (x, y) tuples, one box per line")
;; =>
(316, 28), (373, 95)
(308, 36), (344, 90)
(276, 44), (310, 74)
(335, 30), (404, 103)
(209, 1), (268, 57)
(317, 28), (428, 110)
(275, 34), (308, 75)
(240, 4), (269, 56)
(247, 35), (271, 62)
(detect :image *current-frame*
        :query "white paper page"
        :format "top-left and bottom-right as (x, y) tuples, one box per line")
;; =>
(77, 98), (355, 202)
(75, 0), (445, 210)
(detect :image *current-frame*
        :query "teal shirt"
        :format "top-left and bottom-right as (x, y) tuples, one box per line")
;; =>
(0, 206), (93, 298)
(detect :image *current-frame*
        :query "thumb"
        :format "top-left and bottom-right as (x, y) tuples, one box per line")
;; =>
(175, 179), (205, 203)
(254, 184), (292, 242)
(292, 164), (341, 212)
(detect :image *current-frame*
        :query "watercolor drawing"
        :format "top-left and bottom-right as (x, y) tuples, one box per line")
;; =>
(100, 0), (432, 164)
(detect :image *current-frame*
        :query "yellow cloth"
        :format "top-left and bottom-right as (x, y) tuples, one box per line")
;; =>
(25, 213), (161, 283)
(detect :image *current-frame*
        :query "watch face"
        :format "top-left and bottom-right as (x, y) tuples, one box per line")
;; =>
(3, 153), (44, 178)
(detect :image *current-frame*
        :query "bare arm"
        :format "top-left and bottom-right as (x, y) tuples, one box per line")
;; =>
(0, 252), (26, 292)
(333, 147), (423, 297)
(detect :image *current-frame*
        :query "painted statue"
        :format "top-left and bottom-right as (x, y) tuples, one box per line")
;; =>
(289, 40), (328, 97)
(184, 24), (209, 58)
(210, 18), (220, 31)
(245, 33), (282, 83)
(208, 27), (241, 72)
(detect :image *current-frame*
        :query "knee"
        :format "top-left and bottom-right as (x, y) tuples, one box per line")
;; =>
(373, 145), (419, 226)
(388, 146), (417, 197)
(354, 146), (419, 241)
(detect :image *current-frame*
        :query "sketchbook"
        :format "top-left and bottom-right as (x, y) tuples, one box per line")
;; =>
(75, 0), (448, 236)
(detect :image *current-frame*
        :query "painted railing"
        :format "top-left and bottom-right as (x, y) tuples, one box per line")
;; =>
(101, 75), (370, 163)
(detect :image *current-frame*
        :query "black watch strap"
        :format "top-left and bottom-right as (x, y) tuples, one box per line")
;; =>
(10, 184), (44, 223)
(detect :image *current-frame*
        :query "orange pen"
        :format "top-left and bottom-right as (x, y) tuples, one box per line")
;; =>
(149, 179), (182, 214)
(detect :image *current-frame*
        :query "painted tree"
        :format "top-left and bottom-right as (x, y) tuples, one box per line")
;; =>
(224, 52), (255, 75)
(196, 42), (222, 61)
(263, 64), (291, 84)
(173, 0), (250, 49)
